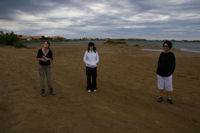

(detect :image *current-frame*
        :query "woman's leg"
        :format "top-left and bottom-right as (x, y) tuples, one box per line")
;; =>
(165, 75), (173, 98)
(157, 74), (164, 102)
(46, 66), (53, 93)
(166, 91), (171, 99)
(39, 65), (45, 94)
(165, 75), (173, 104)
(86, 67), (92, 90)
(159, 90), (164, 97)
(157, 75), (164, 96)
(92, 67), (97, 91)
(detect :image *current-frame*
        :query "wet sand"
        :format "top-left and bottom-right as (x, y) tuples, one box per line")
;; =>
(0, 44), (200, 133)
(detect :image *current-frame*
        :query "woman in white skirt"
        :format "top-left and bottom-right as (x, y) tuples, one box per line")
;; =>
(156, 40), (176, 104)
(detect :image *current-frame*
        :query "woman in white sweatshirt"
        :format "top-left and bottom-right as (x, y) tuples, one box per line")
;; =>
(83, 42), (99, 92)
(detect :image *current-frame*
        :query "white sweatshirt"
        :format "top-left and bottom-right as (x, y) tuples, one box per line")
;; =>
(83, 50), (99, 68)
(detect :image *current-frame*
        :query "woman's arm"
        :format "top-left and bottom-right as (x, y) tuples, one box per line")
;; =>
(96, 52), (99, 64)
(156, 54), (161, 74)
(171, 53), (176, 74)
(83, 51), (89, 64)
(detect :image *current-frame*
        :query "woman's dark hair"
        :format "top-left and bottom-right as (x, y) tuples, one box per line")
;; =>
(163, 40), (172, 49)
(46, 40), (50, 45)
(87, 42), (96, 52)
(44, 41), (50, 48)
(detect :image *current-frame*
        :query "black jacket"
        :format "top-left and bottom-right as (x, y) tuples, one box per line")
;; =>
(36, 49), (53, 66)
(156, 52), (175, 77)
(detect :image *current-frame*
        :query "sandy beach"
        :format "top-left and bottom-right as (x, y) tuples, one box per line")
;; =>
(0, 44), (200, 133)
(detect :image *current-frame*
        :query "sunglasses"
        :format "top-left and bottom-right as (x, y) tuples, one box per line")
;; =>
(163, 45), (169, 47)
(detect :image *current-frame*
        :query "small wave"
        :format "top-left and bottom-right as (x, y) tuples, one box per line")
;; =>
(180, 48), (200, 53)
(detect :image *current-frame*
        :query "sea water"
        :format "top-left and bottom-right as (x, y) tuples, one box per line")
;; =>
(25, 40), (200, 53)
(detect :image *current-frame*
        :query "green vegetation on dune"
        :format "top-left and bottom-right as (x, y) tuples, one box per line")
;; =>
(104, 40), (127, 44)
(0, 31), (26, 48)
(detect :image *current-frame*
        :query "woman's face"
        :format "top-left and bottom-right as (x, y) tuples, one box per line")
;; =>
(43, 41), (49, 48)
(89, 46), (94, 50)
(163, 43), (170, 52)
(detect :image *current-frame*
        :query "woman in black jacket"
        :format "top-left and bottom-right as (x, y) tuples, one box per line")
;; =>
(156, 40), (175, 104)
(36, 41), (54, 97)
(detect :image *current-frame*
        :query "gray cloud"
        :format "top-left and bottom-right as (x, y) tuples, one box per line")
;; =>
(0, 0), (200, 39)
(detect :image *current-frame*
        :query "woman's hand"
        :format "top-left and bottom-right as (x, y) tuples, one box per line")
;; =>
(44, 57), (52, 61)
(37, 58), (46, 61)
(37, 57), (52, 62)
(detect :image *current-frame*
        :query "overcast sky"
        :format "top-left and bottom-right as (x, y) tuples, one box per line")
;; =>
(0, 0), (200, 40)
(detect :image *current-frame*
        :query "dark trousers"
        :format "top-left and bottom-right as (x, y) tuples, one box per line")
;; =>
(86, 67), (97, 90)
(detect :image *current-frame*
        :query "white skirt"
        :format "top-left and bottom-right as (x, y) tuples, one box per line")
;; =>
(157, 74), (173, 91)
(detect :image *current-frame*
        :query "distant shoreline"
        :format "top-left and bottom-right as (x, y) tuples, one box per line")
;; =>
(24, 40), (200, 53)
(23, 39), (200, 43)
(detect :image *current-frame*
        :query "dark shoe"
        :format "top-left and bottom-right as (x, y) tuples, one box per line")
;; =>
(157, 96), (163, 102)
(41, 89), (46, 97)
(49, 88), (56, 95)
(167, 98), (174, 104)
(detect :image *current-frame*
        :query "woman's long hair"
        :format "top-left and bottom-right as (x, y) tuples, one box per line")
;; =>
(87, 42), (96, 53)
(44, 40), (51, 49)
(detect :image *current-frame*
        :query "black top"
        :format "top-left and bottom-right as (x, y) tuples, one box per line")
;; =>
(36, 48), (53, 66)
(156, 52), (175, 77)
